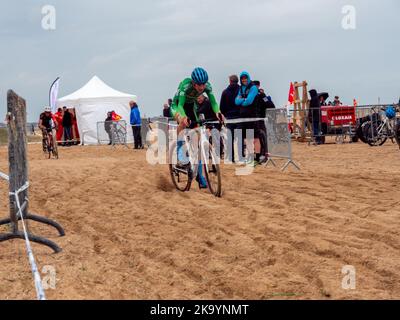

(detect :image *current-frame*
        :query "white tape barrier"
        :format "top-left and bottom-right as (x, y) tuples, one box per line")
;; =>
(207, 117), (267, 125)
(0, 171), (9, 181)
(154, 117), (268, 127)
(9, 182), (46, 301)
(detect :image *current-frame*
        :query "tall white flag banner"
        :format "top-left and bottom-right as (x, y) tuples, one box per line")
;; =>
(49, 77), (60, 113)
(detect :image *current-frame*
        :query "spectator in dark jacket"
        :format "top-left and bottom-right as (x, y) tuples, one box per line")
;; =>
(253, 81), (276, 117)
(163, 104), (170, 118)
(253, 80), (273, 163)
(220, 75), (240, 162)
(333, 96), (342, 106)
(62, 106), (73, 146)
(163, 99), (173, 118)
(130, 101), (143, 149)
(220, 75), (240, 119)
(104, 112), (113, 145)
(197, 95), (217, 123)
(309, 89), (325, 145)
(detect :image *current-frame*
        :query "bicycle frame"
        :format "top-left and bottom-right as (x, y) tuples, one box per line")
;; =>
(182, 124), (212, 179)
(42, 129), (53, 147)
(372, 112), (395, 139)
(110, 122), (128, 147)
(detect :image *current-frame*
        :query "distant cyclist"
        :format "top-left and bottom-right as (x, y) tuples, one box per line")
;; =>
(38, 106), (58, 151)
(170, 67), (224, 188)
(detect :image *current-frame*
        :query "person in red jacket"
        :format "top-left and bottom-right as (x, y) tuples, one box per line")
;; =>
(54, 108), (64, 144)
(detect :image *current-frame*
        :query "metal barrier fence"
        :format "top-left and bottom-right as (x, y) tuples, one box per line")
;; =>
(265, 109), (300, 170)
(151, 110), (299, 171)
(97, 119), (155, 148)
(289, 104), (400, 145)
(355, 105), (400, 147)
(97, 120), (128, 146)
(291, 105), (358, 144)
(148, 117), (169, 147)
(140, 118), (150, 147)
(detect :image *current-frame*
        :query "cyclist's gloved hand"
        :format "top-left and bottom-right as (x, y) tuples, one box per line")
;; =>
(216, 112), (225, 125)
(181, 116), (191, 128)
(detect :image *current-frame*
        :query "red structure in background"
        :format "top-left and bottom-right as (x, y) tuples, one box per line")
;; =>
(321, 105), (356, 130)
(54, 109), (64, 143)
(55, 107), (80, 145)
(288, 105), (357, 137)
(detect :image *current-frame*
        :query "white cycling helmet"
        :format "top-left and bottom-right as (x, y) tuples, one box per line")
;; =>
(44, 106), (51, 112)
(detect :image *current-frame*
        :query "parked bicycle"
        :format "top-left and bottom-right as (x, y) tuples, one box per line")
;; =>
(110, 121), (128, 147)
(360, 106), (400, 147)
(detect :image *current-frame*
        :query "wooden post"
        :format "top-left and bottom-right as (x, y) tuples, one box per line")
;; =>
(292, 81), (309, 141)
(0, 90), (65, 253)
(7, 90), (29, 233)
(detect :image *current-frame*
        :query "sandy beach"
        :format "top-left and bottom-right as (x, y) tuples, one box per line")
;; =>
(0, 141), (399, 300)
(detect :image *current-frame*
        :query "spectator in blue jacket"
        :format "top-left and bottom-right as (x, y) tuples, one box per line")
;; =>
(130, 101), (143, 149)
(235, 71), (262, 164)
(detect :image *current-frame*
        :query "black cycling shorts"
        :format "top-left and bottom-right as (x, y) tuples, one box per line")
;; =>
(183, 102), (199, 129)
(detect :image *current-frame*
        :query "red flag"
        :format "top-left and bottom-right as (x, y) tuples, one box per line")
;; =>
(288, 82), (295, 105)
(111, 111), (122, 121)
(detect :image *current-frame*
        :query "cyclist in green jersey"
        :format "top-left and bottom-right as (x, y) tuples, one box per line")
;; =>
(171, 67), (224, 188)
(171, 67), (223, 130)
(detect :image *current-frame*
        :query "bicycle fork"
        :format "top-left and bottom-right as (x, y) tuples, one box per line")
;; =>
(184, 128), (209, 186)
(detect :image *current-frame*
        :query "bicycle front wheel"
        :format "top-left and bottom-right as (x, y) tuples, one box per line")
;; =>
(203, 142), (222, 198)
(169, 141), (193, 192)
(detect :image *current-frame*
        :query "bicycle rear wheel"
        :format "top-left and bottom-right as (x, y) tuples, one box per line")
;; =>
(203, 142), (222, 198)
(169, 141), (193, 192)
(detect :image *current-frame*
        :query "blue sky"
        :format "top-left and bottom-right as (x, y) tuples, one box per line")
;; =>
(0, 0), (399, 121)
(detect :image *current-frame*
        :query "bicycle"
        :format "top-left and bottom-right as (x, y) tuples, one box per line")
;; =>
(169, 114), (222, 198)
(363, 106), (398, 147)
(41, 128), (59, 159)
(110, 121), (128, 147)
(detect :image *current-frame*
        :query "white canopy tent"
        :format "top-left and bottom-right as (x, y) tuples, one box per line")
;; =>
(57, 76), (137, 145)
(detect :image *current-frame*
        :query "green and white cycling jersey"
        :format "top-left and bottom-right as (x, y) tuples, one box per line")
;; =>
(170, 78), (220, 121)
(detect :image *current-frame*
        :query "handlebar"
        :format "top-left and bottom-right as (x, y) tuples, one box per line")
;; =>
(198, 113), (226, 127)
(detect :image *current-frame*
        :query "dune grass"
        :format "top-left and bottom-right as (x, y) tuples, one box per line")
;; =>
(0, 128), (7, 145)
(0, 127), (43, 145)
